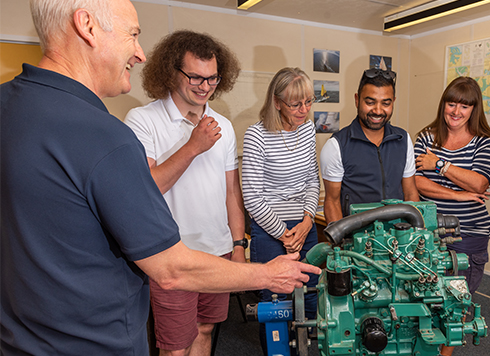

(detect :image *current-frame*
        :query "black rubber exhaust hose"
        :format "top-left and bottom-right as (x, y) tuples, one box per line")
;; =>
(324, 203), (425, 245)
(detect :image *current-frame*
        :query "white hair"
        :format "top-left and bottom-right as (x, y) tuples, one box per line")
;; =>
(30, 0), (113, 51)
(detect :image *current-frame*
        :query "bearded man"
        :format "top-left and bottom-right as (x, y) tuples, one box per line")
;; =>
(320, 69), (419, 224)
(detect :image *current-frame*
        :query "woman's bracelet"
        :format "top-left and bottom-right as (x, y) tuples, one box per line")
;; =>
(439, 161), (451, 176)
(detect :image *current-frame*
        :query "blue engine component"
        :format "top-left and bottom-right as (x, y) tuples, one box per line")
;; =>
(246, 295), (293, 356)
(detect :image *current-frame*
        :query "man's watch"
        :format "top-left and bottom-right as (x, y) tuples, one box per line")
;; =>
(435, 158), (446, 174)
(233, 238), (249, 249)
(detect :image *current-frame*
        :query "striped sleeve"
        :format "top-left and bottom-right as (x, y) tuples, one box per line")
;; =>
(242, 124), (287, 238)
(303, 123), (320, 217)
(473, 136), (490, 182)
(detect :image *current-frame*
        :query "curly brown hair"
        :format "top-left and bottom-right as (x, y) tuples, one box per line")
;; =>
(142, 30), (241, 101)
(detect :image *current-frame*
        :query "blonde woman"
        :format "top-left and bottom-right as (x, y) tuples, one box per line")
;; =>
(242, 67), (319, 353)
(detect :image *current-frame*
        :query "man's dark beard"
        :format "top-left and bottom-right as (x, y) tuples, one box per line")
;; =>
(359, 113), (389, 131)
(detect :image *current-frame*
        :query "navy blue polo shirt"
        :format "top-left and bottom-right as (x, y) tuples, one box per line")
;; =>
(1, 64), (180, 355)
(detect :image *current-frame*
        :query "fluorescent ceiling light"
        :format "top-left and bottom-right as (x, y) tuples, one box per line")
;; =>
(237, 0), (263, 10)
(384, 0), (490, 32)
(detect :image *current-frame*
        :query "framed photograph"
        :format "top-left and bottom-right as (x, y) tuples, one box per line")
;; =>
(314, 111), (340, 133)
(369, 55), (392, 70)
(313, 49), (340, 73)
(313, 80), (339, 103)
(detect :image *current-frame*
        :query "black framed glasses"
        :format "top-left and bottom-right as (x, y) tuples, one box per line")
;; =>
(363, 68), (396, 84)
(279, 96), (316, 111)
(178, 69), (221, 86)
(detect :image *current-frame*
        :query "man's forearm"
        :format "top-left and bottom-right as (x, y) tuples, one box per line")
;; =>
(135, 241), (321, 294)
(226, 169), (246, 262)
(149, 143), (199, 194)
(323, 199), (343, 225)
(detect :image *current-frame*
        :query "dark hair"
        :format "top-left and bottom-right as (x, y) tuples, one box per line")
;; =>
(357, 69), (396, 97)
(419, 76), (490, 148)
(142, 30), (241, 100)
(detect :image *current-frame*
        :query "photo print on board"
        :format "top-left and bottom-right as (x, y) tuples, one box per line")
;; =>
(369, 55), (392, 70)
(314, 80), (339, 103)
(314, 111), (339, 134)
(313, 49), (340, 73)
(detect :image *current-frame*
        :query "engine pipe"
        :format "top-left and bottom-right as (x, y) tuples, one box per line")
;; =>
(324, 204), (425, 245)
(437, 213), (461, 236)
(304, 245), (422, 280)
(302, 242), (333, 266)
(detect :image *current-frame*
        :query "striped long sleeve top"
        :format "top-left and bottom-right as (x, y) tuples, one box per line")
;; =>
(242, 120), (320, 239)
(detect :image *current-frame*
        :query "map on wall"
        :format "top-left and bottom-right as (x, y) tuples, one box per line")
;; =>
(445, 38), (490, 119)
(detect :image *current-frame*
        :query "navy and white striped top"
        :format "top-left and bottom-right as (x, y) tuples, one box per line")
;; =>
(414, 131), (490, 253)
(242, 120), (320, 239)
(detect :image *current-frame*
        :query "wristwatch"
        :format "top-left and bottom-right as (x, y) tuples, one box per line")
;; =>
(304, 211), (315, 225)
(233, 238), (249, 249)
(435, 158), (446, 174)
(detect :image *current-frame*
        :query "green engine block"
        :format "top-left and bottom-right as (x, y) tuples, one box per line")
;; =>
(303, 200), (488, 356)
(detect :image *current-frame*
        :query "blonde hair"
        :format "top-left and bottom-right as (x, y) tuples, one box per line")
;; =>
(260, 67), (314, 132)
(30, 0), (113, 52)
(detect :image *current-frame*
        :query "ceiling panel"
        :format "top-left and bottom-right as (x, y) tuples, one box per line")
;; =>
(170, 0), (490, 35)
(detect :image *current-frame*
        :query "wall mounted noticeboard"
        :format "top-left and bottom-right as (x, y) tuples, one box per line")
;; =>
(0, 42), (43, 84)
(445, 38), (490, 121)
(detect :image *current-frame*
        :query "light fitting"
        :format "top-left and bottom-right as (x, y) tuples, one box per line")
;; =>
(384, 0), (490, 32)
(237, 0), (263, 10)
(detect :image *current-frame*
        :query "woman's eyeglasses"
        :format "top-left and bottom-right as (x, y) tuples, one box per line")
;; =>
(279, 97), (316, 111)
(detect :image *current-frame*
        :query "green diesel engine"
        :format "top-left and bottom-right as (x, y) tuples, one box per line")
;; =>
(300, 200), (487, 356)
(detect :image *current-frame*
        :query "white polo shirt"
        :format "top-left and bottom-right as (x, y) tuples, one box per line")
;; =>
(125, 96), (238, 256)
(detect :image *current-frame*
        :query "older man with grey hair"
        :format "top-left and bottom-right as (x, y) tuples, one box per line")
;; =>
(0, 1), (321, 355)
